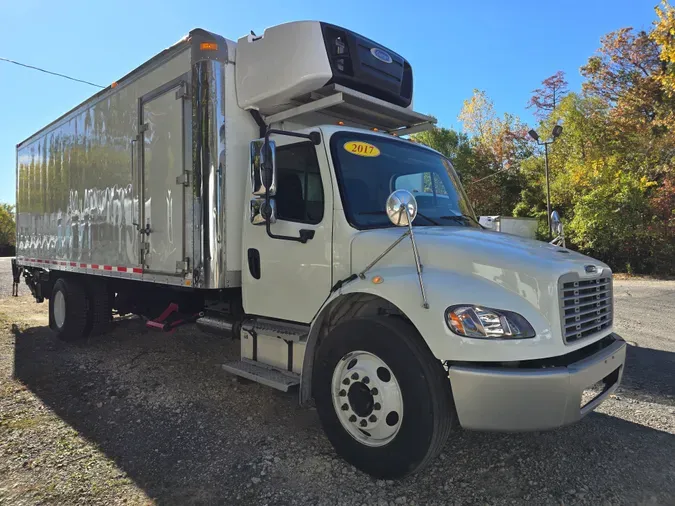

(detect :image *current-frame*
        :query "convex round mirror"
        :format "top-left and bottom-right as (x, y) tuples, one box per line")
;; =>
(551, 210), (563, 235)
(386, 189), (418, 227)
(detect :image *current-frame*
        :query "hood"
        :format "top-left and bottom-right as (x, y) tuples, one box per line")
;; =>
(352, 227), (607, 276)
(350, 226), (610, 309)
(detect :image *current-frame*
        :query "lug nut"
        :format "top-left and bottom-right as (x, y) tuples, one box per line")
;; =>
(349, 415), (357, 422)
(369, 415), (377, 422)
(341, 403), (349, 411)
(351, 372), (359, 380)
(339, 389), (346, 397)
(363, 376), (370, 384)
(360, 419), (367, 427)
(342, 378), (350, 385)
(374, 402), (381, 410)
(370, 388), (378, 395)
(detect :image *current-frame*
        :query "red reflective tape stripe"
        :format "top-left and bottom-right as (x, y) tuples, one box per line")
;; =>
(25, 259), (143, 275)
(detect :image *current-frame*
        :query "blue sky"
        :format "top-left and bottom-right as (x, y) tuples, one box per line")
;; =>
(0, 0), (659, 204)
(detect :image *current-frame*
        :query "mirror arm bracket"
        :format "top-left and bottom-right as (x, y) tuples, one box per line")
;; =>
(264, 128), (321, 146)
(264, 217), (313, 243)
(259, 128), (321, 244)
(358, 230), (411, 279)
(404, 206), (429, 309)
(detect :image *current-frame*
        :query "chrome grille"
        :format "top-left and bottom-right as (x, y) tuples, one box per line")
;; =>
(558, 273), (613, 344)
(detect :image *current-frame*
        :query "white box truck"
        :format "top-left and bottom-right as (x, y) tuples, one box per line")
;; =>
(11, 22), (626, 479)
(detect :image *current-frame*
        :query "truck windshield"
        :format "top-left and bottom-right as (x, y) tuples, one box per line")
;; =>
(330, 132), (479, 229)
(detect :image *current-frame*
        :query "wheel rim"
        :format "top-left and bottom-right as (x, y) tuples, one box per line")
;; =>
(53, 290), (66, 329)
(331, 350), (403, 447)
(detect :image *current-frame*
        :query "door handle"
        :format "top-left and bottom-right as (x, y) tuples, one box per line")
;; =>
(130, 138), (137, 179)
(247, 248), (261, 279)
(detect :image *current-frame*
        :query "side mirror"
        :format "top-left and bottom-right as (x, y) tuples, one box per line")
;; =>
(551, 210), (563, 236)
(250, 198), (277, 225)
(250, 139), (276, 197)
(249, 139), (277, 224)
(550, 210), (566, 247)
(386, 189), (418, 227)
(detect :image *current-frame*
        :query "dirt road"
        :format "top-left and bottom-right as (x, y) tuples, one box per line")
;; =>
(0, 273), (673, 505)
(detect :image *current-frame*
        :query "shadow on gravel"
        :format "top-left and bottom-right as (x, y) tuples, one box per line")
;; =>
(622, 343), (675, 404)
(10, 321), (675, 505)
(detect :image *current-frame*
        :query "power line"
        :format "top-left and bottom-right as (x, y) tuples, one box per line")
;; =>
(467, 164), (514, 185)
(0, 57), (105, 89)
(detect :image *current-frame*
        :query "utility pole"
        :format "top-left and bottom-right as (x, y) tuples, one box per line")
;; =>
(544, 142), (551, 239)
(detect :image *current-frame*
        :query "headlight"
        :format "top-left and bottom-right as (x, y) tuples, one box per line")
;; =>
(445, 305), (535, 339)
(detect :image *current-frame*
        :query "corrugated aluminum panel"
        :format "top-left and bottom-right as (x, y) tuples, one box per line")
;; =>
(15, 49), (191, 274)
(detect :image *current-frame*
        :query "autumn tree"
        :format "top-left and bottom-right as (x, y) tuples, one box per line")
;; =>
(457, 89), (531, 215)
(580, 25), (675, 153)
(527, 71), (569, 120)
(652, 0), (675, 98)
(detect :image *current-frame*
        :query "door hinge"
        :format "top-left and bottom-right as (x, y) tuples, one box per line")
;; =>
(176, 171), (191, 186)
(140, 241), (150, 267)
(139, 123), (149, 133)
(176, 258), (190, 275)
(175, 82), (189, 100)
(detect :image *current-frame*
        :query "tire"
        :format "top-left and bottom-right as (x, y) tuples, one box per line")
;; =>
(49, 277), (89, 342)
(312, 316), (456, 479)
(86, 280), (111, 337)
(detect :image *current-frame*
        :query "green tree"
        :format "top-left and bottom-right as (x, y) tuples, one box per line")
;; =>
(410, 127), (474, 178)
(0, 204), (16, 248)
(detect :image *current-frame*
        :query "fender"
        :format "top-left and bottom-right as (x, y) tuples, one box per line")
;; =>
(299, 265), (560, 405)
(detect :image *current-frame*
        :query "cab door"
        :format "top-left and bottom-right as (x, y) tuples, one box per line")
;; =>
(242, 134), (333, 323)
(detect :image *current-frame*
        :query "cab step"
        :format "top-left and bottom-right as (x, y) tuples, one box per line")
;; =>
(222, 359), (300, 392)
(246, 317), (309, 343)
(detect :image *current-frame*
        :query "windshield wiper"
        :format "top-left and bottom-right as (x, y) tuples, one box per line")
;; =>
(358, 210), (441, 226)
(439, 214), (484, 228)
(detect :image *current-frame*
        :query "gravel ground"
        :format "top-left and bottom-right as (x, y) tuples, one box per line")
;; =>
(0, 257), (26, 298)
(0, 266), (673, 505)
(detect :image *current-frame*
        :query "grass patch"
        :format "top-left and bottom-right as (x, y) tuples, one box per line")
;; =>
(1, 415), (44, 430)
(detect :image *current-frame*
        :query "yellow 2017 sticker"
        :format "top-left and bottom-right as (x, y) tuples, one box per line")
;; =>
(344, 141), (381, 157)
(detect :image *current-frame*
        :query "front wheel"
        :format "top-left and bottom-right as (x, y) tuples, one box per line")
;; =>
(313, 316), (456, 479)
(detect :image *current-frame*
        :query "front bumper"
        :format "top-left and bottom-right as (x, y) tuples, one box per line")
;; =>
(448, 333), (626, 431)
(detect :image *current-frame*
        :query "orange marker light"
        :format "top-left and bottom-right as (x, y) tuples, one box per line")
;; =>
(448, 312), (465, 335)
(337, 121), (345, 126)
(372, 275), (384, 284)
(200, 42), (218, 51)
(111, 82), (118, 88)
(372, 127), (379, 132)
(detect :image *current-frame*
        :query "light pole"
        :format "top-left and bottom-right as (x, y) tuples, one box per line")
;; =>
(528, 125), (563, 240)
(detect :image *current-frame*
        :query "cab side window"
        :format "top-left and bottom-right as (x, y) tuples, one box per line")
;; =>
(274, 142), (324, 224)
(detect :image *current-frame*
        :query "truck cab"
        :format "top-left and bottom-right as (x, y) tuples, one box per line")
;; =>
(229, 22), (626, 478)
(13, 20), (627, 480)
